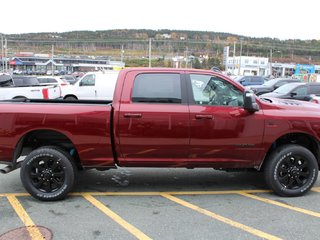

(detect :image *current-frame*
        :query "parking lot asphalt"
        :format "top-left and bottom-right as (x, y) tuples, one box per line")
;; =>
(0, 166), (319, 240)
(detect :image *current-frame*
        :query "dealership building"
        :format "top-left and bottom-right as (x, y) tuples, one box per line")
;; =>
(3, 52), (125, 74)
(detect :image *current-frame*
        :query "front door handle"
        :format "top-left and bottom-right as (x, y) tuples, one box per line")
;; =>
(124, 113), (142, 118)
(195, 114), (213, 120)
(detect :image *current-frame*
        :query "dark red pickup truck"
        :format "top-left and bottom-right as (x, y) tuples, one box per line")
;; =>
(0, 68), (319, 200)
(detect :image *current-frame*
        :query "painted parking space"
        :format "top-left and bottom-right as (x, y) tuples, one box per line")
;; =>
(0, 188), (320, 240)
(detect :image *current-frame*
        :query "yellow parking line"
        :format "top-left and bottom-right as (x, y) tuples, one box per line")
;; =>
(82, 193), (151, 240)
(6, 194), (45, 240)
(71, 189), (272, 196)
(161, 193), (281, 240)
(0, 193), (29, 197)
(239, 193), (320, 218)
(312, 188), (320, 193)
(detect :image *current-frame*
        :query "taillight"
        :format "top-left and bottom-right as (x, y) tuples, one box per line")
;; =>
(312, 99), (319, 104)
(61, 83), (68, 86)
(42, 88), (49, 99)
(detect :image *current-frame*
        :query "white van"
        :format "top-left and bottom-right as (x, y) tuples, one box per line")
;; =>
(61, 71), (119, 100)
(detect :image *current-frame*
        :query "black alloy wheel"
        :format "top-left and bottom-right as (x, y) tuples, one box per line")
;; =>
(277, 155), (311, 189)
(21, 146), (76, 201)
(264, 144), (318, 197)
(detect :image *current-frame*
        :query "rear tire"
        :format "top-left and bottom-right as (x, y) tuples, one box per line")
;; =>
(64, 96), (77, 100)
(20, 146), (76, 201)
(264, 144), (318, 197)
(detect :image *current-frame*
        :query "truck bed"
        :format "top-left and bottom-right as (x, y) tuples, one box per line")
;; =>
(0, 99), (114, 168)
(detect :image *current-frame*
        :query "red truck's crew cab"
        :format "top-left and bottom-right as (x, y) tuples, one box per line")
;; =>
(0, 68), (319, 201)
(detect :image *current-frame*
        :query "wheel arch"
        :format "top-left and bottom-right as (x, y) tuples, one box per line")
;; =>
(14, 129), (82, 169)
(63, 94), (78, 100)
(260, 132), (320, 171)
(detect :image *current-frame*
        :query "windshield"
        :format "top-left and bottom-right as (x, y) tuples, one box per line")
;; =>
(274, 83), (301, 94)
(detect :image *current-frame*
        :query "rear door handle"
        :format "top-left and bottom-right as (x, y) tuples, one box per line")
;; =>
(124, 113), (142, 118)
(195, 114), (213, 120)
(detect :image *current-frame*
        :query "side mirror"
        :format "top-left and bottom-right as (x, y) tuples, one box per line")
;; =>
(290, 92), (297, 97)
(79, 81), (83, 86)
(243, 90), (259, 112)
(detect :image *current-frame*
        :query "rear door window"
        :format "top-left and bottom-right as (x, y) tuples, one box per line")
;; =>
(132, 73), (182, 104)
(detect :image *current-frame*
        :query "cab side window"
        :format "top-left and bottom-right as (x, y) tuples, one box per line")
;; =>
(132, 73), (182, 104)
(80, 74), (95, 86)
(190, 74), (243, 107)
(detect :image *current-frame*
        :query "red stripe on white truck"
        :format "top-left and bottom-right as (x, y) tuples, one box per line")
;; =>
(42, 88), (49, 99)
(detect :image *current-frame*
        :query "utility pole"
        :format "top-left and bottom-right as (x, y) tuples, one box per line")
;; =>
(51, 45), (54, 76)
(1, 35), (4, 72)
(185, 47), (189, 68)
(270, 49), (273, 76)
(232, 41), (236, 75)
(148, 38), (152, 68)
(4, 38), (7, 72)
(120, 45), (124, 63)
(238, 39), (243, 75)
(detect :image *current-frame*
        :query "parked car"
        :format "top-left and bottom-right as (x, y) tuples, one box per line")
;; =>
(37, 76), (70, 87)
(234, 75), (266, 86)
(61, 71), (119, 100)
(246, 78), (301, 95)
(61, 75), (77, 85)
(260, 82), (320, 101)
(309, 94), (320, 104)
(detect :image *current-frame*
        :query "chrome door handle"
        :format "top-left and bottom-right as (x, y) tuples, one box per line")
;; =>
(195, 114), (213, 119)
(124, 113), (142, 118)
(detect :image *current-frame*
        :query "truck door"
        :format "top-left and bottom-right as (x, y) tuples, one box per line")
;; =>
(187, 73), (265, 168)
(117, 72), (190, 166)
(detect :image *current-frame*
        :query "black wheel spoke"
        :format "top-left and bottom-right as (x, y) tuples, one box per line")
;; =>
(295, 176), (304, 187)
(286, 178), (295, 189)
(43, 182), (52, 192)
(51, 159), (61, 171)
(279, 174), (289, 182)
(279, 165), (288, 172)
(299, 171), (309, 177)
(298, 161), (308, 169)
(30, 171), (41, 178)
(52, 178), (63, 187)
(33, 161), (44, 171)
(33, 178), (44, 188)
(53, 172), (64, 178)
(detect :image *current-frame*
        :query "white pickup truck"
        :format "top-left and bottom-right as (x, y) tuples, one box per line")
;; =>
(0, 74), (61, 100)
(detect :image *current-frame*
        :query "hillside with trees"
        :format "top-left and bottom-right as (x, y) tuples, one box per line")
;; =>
(3, 29), (320, 69)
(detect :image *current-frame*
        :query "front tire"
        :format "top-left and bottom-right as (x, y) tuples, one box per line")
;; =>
(264, 144), (318, 197)
(20, 146), (76, 201)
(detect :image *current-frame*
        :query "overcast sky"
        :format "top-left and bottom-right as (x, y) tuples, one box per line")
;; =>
(1, 0), (319, 40)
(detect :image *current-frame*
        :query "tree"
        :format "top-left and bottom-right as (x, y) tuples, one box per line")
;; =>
(193, 58), (201, 69)
(207, 57), (223, 70)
